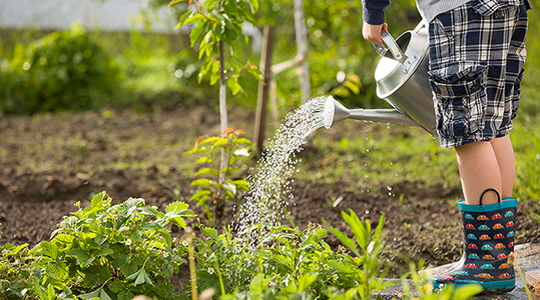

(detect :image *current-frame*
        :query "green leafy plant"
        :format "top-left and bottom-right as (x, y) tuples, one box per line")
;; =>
(189, 211), (397, 299)
(192, 223), (362, 298)
(0, 192), (195, 300)
(184, 128), (252, 228)
(324, 211), (393, 299)
(0, 23), (122, 114)
(170, 0), (262, 135)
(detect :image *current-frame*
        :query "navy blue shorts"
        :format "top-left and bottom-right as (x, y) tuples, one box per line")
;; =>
(428, 0), (528, 148)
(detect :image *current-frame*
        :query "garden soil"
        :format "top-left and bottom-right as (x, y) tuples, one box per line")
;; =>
(1, 105), (539, 278)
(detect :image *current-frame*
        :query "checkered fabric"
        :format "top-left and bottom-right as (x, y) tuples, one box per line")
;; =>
(428, 0), (528, 149)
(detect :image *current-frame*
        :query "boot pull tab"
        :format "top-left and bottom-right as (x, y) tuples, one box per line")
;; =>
(479, 188), (501, 206)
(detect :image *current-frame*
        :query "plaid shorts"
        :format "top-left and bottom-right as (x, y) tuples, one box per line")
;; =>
(428, 0), (528, 148)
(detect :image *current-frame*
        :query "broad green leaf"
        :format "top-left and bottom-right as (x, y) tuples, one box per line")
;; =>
(53, 233), (74, 245)
(342, 209), (369, 250)
(202, 227), (219, 239)
(195, 156), (213, 163)
(249, 0), (259, 12)
(199, 136), (222, 145)
(212, 137), (229, 147)
(139, 221), (162, 231)
(126, 268), (154, 286)
(68, 249), (95, 267)
(83, 265), (113, 288)
(190, 21), (208, 46)
(209, 60), (221, 85)
(232, 137), (252, 145)
(195, 167), (220, 176)
(112, 255), (142, 277)
(169, 0), (188, 6)
(323, 219), (360, 257)
(249, 274), (270, 294)
(191, 178), (213, 186)
(227, 76), (242, 95)
(326, 259), (358, 273)
(183, 147), (207, 155)
(40, 241), (59, 259)
(90, 192), (108, 209)
(190, 189), (212, 199)
(3, 243), (28, 256)
(165, 201), (191, 215)
(139, 205), (159, 216)
(79, 287), (112, 300)
(228, 179), (250, 190)
(95, 247), (114, 257)
(297, 272), (318, 291)
(177, 11), (193, 28)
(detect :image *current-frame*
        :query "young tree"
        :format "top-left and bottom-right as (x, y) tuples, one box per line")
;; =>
(171, 0), (262, 226)
(171, 0), (262, 134)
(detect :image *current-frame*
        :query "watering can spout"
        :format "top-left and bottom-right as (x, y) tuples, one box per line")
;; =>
(324, 95), (420, 129)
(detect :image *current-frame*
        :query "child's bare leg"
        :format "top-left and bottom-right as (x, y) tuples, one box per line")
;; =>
(490, 135), (516, 198)
(455, 141), (503, 205)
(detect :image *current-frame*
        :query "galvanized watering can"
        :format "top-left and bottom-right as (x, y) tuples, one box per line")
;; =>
(324, 23), (437, 136)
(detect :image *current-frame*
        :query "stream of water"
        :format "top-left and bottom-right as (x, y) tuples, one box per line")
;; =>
(234, 96), (328, 243)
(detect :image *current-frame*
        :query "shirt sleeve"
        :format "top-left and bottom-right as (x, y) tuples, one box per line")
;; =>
(362, 0), (391, 25)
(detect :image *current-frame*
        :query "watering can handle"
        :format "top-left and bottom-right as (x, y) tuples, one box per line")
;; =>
(372, 29), (405, 61)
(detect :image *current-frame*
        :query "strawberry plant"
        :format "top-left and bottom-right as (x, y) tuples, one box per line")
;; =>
(0, 192), (195, 300)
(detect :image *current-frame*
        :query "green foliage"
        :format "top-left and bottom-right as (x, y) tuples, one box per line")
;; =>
(324, 211), (392, 299)
(184, 128), (252, 227)
(191, 211), (392, 299)
(400, 261), (483, 300)
(171, 0), (262, 95)
(0, 24), (122, 114)
(0, 190), (484, 299)
(0, 192), (195, 299)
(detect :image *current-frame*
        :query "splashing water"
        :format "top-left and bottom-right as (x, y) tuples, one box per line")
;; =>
(234, 97), (328, 243)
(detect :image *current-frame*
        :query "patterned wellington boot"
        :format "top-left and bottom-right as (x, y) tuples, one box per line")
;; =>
(437, 195), (516, 275)
(432, 189), (517, 293)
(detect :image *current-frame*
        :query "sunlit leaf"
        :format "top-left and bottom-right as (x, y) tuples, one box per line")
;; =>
(169, 0), (188, 6)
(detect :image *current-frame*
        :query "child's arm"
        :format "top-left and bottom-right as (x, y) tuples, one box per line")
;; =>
(361, 0), (390, 45)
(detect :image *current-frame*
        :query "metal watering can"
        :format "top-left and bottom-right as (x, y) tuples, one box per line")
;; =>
(324, 23), (437, 136)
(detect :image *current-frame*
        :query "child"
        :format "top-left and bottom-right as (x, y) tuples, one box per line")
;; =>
(361, 0), (529, 293)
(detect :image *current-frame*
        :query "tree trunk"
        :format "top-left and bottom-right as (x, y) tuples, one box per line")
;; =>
(219, 41), (228, 135)
(254, 26), (275, 153)
(293, 0), (311, 103)
(217, 41), (227, 228)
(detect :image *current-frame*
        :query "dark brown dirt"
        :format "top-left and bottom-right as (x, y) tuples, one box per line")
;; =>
(1, 106), (539, 277)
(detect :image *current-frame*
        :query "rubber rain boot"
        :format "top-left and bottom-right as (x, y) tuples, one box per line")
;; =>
(437, 195), (516, 275)
(432, 189), (517, 293)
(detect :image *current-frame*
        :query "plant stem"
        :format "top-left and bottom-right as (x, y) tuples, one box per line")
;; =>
(186, 227), (198, 300)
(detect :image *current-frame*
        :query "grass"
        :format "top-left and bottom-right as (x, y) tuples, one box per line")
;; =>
(2, 15), (540, 202)
(295, 80), (540, 203)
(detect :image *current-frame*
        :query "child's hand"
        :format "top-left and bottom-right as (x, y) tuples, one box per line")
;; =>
(362, 22), (388, 45)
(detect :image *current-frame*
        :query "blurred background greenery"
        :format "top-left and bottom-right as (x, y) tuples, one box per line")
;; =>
(1, 0), (537, 115)
(0, 0), (539, 202)
(0, 0), (424, 115)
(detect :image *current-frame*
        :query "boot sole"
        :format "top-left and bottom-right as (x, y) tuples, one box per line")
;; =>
(433, 279), (516, 294)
